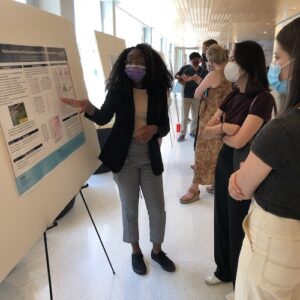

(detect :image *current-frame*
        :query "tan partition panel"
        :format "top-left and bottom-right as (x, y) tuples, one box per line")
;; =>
(0, 0), (100, 282)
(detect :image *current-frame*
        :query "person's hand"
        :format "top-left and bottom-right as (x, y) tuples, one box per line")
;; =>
(214, 117), (222, 125)
(229, 172), (245, 201)
(61, 98), (95, 115)
(135, 125), (158, 144)
(192, 74), (202, 83)
(222, 123), (240, 136)
(61, 98), (87, 112)
(178, 77), (186, 85)
(182, 74), (190, 81)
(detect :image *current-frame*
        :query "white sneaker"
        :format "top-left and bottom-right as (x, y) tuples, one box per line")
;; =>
(225, 291), (235, 300)
(205, 274), (222, 286)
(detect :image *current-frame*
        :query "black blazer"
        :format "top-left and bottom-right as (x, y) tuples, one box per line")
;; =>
(85, 87), (170, 175)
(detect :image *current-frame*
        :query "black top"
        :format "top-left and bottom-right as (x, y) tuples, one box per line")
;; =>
(252, 108), (300, 220)
(176, 65), (190, 76)
(200, 62), (209, 79)
(85, 87), (170, 175)
(220, 89), (275, 126)
(176, 65), (202, 98)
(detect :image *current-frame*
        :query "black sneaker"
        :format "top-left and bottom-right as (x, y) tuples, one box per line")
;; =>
(206, 184), (215, 195)
(151, 251), (176, 272)
(177, 135), (185, 142)
(132, 252), (147, 275)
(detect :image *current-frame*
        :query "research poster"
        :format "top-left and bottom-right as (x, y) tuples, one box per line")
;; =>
(0, 44), (85, 195)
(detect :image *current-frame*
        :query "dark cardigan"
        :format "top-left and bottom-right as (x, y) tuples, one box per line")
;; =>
(85, 87), (170, 175)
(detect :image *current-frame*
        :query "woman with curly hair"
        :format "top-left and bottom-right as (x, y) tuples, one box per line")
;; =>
(62, 44), (175, 275)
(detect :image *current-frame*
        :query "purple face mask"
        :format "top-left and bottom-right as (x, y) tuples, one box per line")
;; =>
(125, 64), (146, 82)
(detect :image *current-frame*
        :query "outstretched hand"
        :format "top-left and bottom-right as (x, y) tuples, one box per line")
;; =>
(60, 98), (90, 113)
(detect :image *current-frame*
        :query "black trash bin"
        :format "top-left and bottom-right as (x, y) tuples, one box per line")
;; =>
(94, 127), (111, 174)
(55, 196), (76, 221)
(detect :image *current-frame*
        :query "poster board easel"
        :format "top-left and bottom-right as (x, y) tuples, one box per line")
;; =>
(0, 0), (100, 283)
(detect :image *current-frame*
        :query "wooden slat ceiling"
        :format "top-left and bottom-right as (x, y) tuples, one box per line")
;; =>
(118, 0), (300, 46)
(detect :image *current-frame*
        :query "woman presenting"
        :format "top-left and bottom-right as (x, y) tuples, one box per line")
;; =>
(62, 44), (175, 276)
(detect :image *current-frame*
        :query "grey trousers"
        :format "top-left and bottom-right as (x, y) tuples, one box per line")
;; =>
(113, 140), (166, 244)
(180, 98), (200, 136)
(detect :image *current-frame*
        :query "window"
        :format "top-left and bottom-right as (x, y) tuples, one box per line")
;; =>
(115, 7), (144, 47)
(152, 30), (162, 52)
(74, 0), (104, 107)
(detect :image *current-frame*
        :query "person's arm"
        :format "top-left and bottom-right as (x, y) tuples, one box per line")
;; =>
(175, 73), (185, 84)
(229, 152), (272, 200)
(194, 71), (220, 99)
(175, 66), (188, 84)
(202, 109), (240, 140)
(135, 90), (170, 143)
(201, 109), (223, 139)
(222, 114), (264, 149)
(60, 98), (95, 115)
(61, 89), (116, 126)
(190, 74), (203, 85)
(228, 119), (293, 200)
(175, 66), (185, 78)
(224, 92), (275, 149)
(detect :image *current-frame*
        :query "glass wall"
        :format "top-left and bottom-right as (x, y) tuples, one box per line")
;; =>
(74, 0), (103, 107)
(115, 7), (144, 47)
(152, 29), (162, 52)
(12, 0), (176, 104)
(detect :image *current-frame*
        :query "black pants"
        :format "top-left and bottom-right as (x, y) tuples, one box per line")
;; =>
(214, 145), (251, 287)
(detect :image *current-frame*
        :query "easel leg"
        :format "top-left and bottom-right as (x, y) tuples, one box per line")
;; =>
(43, 222), (57, 300)
(168, 109), (174, 148)
(80, 184), (115, 275)
(174, 92), (180, 124)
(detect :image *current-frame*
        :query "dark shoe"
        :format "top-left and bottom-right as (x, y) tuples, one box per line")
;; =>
(189, 133), (196, 138)
(132, 252), (147, 275)
(177, 135), (185, 142)
(151, 251), (176, 272)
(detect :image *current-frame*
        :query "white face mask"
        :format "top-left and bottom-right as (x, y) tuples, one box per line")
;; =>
(224, 61), (240, 82)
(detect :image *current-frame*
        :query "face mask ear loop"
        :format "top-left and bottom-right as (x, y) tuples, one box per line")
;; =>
(281, 58), (295, 69)
(281, 59), (295, 81)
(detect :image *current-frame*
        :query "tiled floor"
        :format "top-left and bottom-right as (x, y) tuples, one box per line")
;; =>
(0, 99), (233, 300)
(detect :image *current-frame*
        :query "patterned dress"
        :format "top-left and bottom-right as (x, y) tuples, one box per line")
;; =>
(193, 70), (232, 185)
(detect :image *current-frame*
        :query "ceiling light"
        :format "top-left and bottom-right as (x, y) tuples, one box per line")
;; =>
(263, 31), (268, 34)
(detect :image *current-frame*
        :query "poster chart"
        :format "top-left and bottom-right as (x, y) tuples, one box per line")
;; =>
(0, 44), (85, 195)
